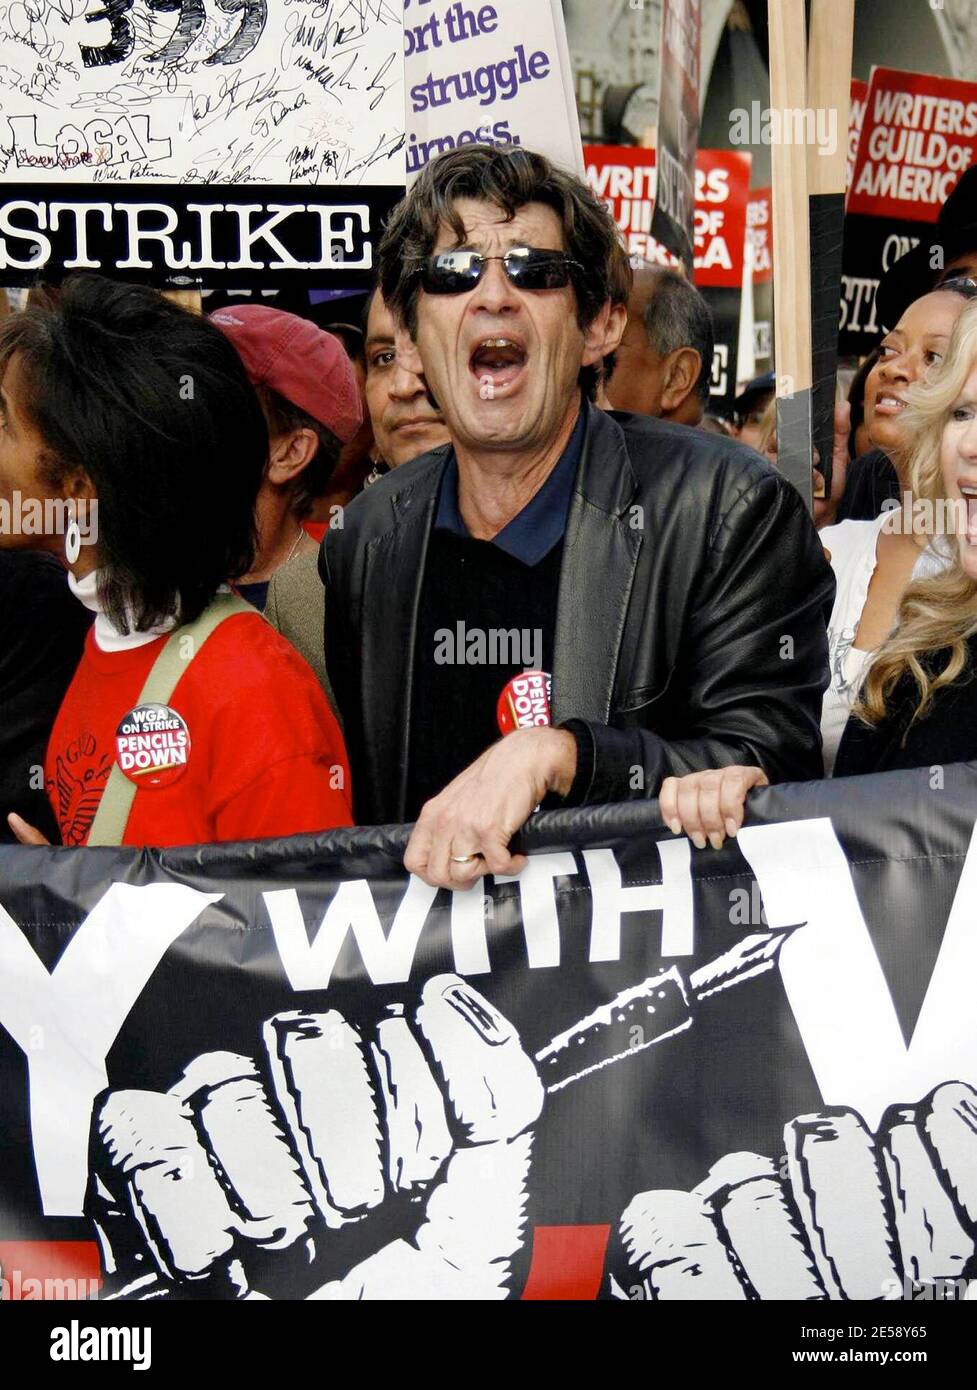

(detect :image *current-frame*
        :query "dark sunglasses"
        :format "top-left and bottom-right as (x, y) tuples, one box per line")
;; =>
(419, 246), (581, 295)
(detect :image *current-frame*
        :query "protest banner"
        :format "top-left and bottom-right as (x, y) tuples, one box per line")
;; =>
(0, 2), (404, 185)
(1, 764), (976, 1301)
(695, 149), (750, 414)
(0, 2), (407, 287)
(0, 184), (409, 288)
(747, 186), (772, 285)
(650, 0), (701, 274)
(841, 65), (977, 357)
(584, 146), (656, 260)
(403, 0), (582, 181)
(584, 146), (749, 289)
(848, 78), (869, 192)
(584, 143), (750, 414)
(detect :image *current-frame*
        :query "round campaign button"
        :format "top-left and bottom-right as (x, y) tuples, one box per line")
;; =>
(496, 670), (553, 736)
(114, 704), (191, 790)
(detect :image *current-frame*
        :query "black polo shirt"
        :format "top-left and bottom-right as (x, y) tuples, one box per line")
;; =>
(405, 407), (585, 818)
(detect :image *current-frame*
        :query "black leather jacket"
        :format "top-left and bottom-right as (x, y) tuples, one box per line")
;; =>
(321, 401), (834, 825)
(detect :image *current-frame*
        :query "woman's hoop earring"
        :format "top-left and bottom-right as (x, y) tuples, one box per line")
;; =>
(64, 506), (81, 565)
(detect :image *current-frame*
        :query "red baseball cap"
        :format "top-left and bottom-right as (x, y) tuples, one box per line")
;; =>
(210, 304), (362, 443)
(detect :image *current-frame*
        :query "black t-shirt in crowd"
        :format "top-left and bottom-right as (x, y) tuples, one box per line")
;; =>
(0, 551), (92, 843)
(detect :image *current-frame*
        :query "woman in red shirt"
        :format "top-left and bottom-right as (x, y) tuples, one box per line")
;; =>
(0, 275), (352, 848)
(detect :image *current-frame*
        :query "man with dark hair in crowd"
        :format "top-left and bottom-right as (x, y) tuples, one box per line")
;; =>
(605, 266), (714, 426)
(210, 305), (362, 612)
(322, 144), (834, 888)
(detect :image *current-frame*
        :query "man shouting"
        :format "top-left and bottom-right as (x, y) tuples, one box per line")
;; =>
(321, 145), (834, 888)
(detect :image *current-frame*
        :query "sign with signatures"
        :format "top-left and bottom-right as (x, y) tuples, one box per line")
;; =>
(0, 0), (405, 187)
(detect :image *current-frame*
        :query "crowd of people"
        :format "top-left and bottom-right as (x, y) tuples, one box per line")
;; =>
(1, 143), (976, 877)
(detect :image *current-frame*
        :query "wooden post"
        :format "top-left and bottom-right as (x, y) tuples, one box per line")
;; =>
(807, 0), (855, 496)
(768, 0), (812, 508)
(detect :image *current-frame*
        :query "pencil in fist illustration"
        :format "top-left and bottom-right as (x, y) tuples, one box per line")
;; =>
(87, 975), (543, 1300)
(608, 1081), (977, 1300)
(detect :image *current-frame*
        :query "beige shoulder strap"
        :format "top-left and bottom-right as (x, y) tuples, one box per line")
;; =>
(86, 592), (255, 847)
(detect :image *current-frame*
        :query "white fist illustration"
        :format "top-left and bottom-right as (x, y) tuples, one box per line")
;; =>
(88, 975), (543, 1300)
(609, 1081), (977, 1300)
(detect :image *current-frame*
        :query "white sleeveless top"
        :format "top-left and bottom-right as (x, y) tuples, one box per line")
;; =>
(819, 515), (950, 774)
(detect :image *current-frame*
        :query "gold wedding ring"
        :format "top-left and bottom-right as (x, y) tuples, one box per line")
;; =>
(450, 853), (479, 864)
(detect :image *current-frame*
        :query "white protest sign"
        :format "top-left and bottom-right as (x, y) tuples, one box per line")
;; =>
(404, 0), (583, 181)
(0, 1), (405, 186)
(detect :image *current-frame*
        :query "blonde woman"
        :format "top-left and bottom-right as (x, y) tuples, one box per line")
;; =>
(833, 296), (977, 775)
(659, 295), (977, 847)
(818, 284), (977, 772)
